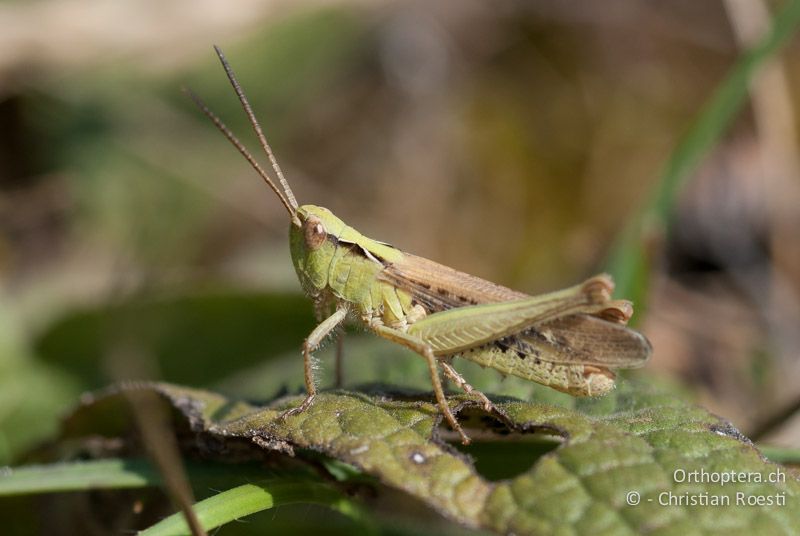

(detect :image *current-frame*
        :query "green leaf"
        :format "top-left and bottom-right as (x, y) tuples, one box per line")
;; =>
(52, 382), (800, 535)
(34, 290), (315, 388)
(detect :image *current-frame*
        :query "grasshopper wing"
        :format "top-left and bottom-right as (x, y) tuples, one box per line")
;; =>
(506, 313), (652, 368)
(378, 252), (527, 312)
(382, 252), (650, 368)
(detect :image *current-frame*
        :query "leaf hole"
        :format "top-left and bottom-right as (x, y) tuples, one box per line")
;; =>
(445, 406), (563, 481)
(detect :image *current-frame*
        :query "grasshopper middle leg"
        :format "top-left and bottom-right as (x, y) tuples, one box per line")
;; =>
(279, 307), (347, 420)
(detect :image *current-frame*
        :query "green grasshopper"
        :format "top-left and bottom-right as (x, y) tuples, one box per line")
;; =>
(187, 46), (652, 444)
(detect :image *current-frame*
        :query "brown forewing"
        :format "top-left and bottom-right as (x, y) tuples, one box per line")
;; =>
(379, 252), (526, 311)
(507, 315), (651, 367)
(380, 252), (650, 368)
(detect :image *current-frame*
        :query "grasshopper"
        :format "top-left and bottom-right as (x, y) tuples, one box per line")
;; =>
(187, 46), (652, 444)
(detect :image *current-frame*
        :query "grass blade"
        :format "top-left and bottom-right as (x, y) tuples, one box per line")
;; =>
(0, 458), (316, 497)
(0, 459), (160, 495)
(140, 482), (369, 536)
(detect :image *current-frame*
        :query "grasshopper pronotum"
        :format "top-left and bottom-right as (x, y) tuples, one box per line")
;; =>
(187, 46), (652, 444)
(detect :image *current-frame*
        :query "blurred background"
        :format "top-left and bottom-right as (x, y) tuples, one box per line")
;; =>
(1, 0), (800, 527)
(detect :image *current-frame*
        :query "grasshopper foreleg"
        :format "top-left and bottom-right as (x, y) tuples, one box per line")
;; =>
(279, 307), (347, 420)
(371, 323), (471, 445)
(440, 361), (495, 414)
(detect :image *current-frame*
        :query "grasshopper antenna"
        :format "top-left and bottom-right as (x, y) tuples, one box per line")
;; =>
(184, 87), (297, 218)
(212, 45), (299, 211)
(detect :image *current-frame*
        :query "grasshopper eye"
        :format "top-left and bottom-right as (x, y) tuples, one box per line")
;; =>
(304, 218), (327, 250)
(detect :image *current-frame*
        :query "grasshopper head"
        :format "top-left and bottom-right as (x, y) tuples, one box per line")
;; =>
(289, 205), (347, 293)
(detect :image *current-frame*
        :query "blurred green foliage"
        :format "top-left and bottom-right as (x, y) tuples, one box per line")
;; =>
(2, 1), (800, 534)
(35, 291), (315, 388)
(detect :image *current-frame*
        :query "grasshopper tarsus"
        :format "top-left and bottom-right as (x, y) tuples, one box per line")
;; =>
(278, 394), (316, 422)
(442, 404), (471, 445)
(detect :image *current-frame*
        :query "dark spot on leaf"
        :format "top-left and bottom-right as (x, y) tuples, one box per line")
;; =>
(709, 421), (750, 444)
